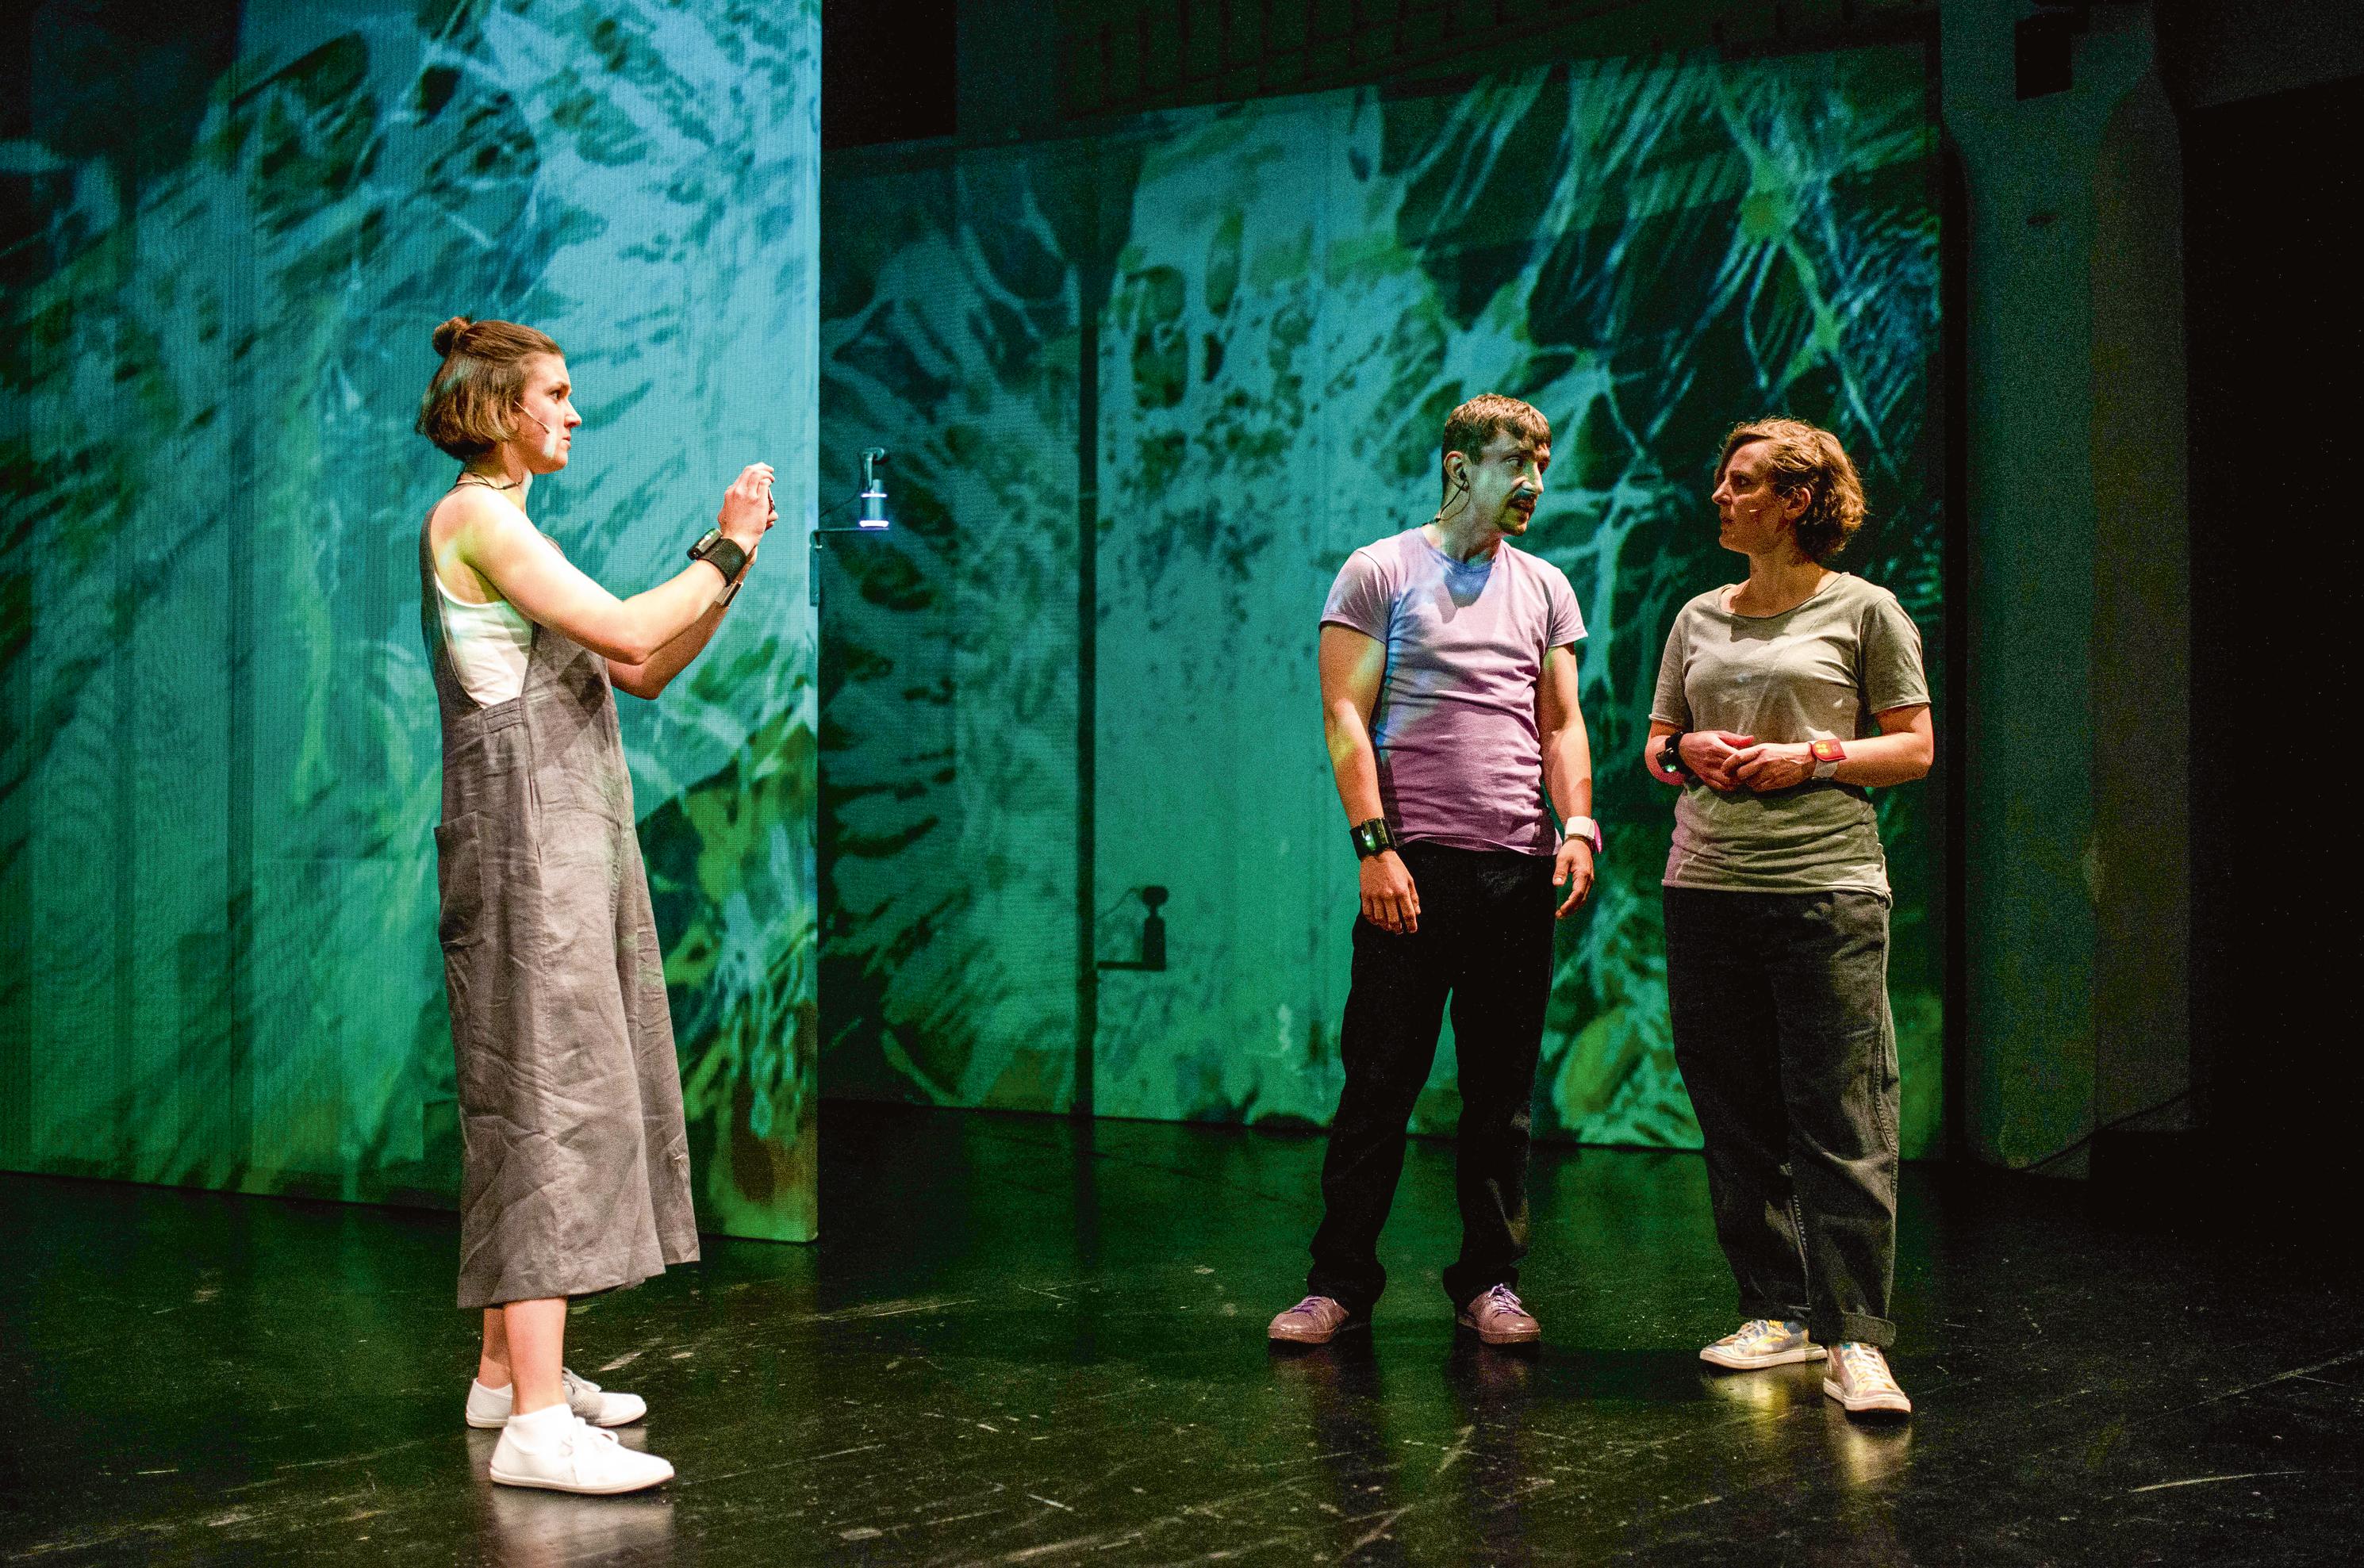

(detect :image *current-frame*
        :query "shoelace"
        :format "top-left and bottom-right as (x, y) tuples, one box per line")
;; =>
(558, 1419), (622, 1457)
(1837, 1343), (1897, 1389)
(1483, 1285), (1526, 1314)
(1287, 1296), (1330, 1317)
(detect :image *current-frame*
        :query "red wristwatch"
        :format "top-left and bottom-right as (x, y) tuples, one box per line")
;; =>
(1809, 738), (1846, 780)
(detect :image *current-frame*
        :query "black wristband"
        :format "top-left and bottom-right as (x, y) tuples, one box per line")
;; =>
(1660, 733), (1697, 780)
(688, 528), (749, 588)
(1350, 818), (1397, 860)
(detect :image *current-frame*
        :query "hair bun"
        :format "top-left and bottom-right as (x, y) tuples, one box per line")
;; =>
(432, 316), (473, 357)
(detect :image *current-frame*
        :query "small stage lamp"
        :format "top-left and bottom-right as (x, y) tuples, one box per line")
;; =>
(856, 447), (892, 529)
(812, 445), (894, 604)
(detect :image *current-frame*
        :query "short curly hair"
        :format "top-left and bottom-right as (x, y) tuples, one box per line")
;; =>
(1715, 416), (1866, 565)
(1440, 393), (1552, 502)
(416, 316), (562, 460)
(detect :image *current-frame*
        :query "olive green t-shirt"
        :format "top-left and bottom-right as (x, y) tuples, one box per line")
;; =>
(1648, 573), (1929, 897)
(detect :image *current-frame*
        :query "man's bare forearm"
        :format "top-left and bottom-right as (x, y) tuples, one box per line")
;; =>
(1325, 707), (1387, 826)
(1543, 720), (1593, 824)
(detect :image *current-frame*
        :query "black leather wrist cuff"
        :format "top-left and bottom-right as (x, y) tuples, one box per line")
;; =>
(1350, 818), (1397, 860)
(706, 540), (750, 584)
(689, 532), (749, 587)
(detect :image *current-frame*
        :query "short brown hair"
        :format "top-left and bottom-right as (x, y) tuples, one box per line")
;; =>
(416, 316), (562, 460)
(1715, 416), (1866, 565)
(1440, 393), (1551, 501)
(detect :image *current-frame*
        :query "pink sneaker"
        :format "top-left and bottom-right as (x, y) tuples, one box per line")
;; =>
(1267, 1295), (1364, 1345)
(1456, 1284), (1541, 1345)
(1823, 1341), (1913, 1417)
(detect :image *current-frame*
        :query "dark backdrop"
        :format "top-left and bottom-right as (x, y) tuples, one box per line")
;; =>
(2185, 72), (2361, 1191)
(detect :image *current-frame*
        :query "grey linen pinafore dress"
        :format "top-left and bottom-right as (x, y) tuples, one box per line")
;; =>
(422, 522), (700, 1310)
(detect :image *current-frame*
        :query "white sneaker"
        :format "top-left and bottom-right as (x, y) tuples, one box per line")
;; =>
(1822, 1341), (1913, 1417)
(467, 1369), (649, 1429)
(1701, 1318), (1825, 1370)
(488, 1406), (675, 1494)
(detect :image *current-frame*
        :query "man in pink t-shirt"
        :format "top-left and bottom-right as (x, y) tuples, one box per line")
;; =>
(1267, 394), (1600, 1350)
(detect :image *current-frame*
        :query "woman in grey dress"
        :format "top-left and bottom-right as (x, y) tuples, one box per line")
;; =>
(416, 316), (774, 1493)
(1642, 417), (1933, 1420)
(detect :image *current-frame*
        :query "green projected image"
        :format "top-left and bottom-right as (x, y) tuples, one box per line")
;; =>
(0, 0), (822, 1240)
(821, 46), (1944, 1155)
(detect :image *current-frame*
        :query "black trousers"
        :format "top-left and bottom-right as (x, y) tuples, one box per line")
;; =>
(1307, 842), (1557, 1316)
(1663, 886), (1901, 1348)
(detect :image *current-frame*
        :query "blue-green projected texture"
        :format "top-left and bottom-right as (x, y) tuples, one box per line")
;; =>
(823, 48), (1944, 1156)
(819, 139), (1091, 1111)
(0, 0), (823, 1240)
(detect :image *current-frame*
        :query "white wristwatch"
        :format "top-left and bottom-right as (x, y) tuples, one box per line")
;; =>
(1564, 815), (1602, 853)
(1809, 738), (1846, 780)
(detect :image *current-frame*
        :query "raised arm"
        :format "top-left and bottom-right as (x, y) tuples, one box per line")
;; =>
(1319, 622), (1419, 935)
(605, 544), (754, 700)
(452, 465), (773, 665)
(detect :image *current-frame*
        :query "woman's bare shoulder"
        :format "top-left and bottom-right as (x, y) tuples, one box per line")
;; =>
(428, 487), (546, 598)
(433, 485), (539, 546)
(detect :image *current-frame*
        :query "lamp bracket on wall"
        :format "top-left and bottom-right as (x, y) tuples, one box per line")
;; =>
(1096, 886), (1169, 972)
(810, 445), (894, 605)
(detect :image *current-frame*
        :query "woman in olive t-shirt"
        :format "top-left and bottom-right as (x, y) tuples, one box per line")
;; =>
(1642, 417), (1933, 1420)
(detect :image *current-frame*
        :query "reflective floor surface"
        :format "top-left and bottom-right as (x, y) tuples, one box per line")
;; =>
(2, 1102), (2357, 1565)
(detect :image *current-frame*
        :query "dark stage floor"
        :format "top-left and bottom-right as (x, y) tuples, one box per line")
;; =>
(2, 1104), (2356, 1566)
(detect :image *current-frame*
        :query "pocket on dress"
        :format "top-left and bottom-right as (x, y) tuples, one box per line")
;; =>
(434, 814), (488, 949)
(469, 706), (528, 777)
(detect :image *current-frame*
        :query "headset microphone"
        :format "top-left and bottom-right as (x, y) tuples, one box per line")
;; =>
(1432, 466), (1469, 526)
(519, 409), (562, 460)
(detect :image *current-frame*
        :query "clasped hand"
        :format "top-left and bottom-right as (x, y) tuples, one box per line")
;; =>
(1679, 730), (1813, 793)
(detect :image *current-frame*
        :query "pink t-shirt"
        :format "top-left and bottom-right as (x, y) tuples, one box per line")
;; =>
(1321, 527), (1586, 856)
